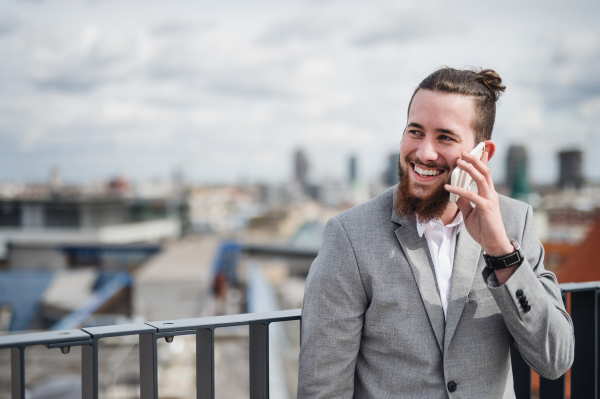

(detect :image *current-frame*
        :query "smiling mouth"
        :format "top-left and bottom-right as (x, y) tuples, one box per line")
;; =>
(411, 163), (445, 178)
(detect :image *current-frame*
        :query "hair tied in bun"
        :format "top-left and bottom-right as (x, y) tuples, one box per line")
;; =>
(476, 69), (506, 101)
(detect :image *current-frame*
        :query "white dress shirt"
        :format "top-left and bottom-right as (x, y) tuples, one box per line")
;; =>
(416, 212), (464, 320)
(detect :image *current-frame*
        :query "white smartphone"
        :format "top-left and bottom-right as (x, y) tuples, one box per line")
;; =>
(449, 142), (485, 203)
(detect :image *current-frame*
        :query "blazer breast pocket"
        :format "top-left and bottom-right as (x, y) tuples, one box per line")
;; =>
(468, 287), (494, 302)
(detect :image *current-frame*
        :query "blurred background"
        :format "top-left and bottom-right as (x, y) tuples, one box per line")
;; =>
(0, 0), (599, 397)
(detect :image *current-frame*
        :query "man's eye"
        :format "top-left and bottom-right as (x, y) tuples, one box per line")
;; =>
(439, 135), (454, 141)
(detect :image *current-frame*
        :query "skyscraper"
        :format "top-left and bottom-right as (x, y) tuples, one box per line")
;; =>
(506, 145), (529, 198)
(383, 153), (400, 187)
(558, 150), (584, 190)
(294, 149), (308, 191)
(349, 155), (357, 185)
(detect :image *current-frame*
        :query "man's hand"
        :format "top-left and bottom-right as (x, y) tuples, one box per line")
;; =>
(444, 150), (518, 285)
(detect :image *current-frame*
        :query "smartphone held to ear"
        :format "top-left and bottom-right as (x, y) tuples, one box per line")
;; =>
(449, 142), (485, 203)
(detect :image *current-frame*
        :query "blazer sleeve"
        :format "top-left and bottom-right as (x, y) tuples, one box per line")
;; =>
(297, 216), (369, 399)
(484, 204), (575, 380)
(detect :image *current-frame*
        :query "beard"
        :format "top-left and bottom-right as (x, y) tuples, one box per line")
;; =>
(394, 157), (452, 223)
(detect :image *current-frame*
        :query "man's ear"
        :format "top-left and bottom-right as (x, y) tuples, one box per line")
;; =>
(483, 140), (496, 161)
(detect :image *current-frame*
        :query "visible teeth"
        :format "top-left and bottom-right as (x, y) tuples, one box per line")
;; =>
(414, 165), (441, 177)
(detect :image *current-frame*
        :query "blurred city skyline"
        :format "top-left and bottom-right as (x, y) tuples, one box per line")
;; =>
(0, 0), (599, 185)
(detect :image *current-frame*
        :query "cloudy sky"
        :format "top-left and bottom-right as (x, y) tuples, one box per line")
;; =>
(0, 0), (599, 185)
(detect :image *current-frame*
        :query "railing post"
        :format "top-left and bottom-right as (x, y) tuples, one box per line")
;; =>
(596, 287), (600, 398)
(539, 291), (568, 399)
(249, 323), (269, 399)
(11, 346), (25, 399)
(570, 288), (598, 398)
(139, 333), (158, 399)
(511, 344), (531, 399)
(197, 328), (215, 399)
(539, 373), (566, 399)
(82, 343), (98, 399)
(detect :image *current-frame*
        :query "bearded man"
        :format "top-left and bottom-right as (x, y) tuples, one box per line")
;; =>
(297, 67), (574, 398)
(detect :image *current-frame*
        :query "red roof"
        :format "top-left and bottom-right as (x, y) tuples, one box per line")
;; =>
(556, 217), (600, 283)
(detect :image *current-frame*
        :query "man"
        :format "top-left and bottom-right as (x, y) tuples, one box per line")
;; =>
(298, 67), (574, 398)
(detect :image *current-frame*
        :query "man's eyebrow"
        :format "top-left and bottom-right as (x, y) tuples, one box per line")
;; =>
(435, 128), (459, 137)
(407, 123), (460, 138)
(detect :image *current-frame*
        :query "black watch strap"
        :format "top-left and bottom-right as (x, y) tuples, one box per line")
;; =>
(483, 240), (524, 270)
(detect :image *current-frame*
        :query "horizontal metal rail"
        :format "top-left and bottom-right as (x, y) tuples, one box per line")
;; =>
(0, 308), (301, 399)
(242, 244), (319, 259)
(1, 282), (598, 399)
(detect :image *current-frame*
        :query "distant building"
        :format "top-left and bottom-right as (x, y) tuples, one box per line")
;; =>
(539, 184), (600, 244)
(558, 150), (584, 190)
(383, 153), (400, 186)
(506, 145), (530, 198)
(556, 217), (600, 283)
(306, 184), (321, 202)
(49, 165), (62, 192)
(349, 155), (357, 184)
(0, 197), (184, 258)
(294, 149), (309, 192)
(190, 184), (263, 234)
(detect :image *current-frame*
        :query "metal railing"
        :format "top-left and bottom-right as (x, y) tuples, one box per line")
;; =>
(1, 282), (599, 399)
(512, 281), (600, 399)
(1, 309), (301, 399)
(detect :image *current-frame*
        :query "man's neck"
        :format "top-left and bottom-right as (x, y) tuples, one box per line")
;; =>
(440, 203), (460, 226)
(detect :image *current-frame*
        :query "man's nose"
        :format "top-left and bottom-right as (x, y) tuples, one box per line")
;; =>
(415, 140), (438, 163)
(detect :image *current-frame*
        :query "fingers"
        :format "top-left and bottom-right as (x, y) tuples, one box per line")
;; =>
(456, 158), (492, 198)
(462, 151), (495, 191)
(445, 183), (487, 209)
(481, 151), (495, 190)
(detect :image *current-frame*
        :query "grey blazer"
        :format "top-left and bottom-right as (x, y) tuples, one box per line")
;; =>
(298, 186), (574, 399)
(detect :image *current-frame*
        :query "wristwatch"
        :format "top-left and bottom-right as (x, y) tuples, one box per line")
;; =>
(483, 240), (524, 270)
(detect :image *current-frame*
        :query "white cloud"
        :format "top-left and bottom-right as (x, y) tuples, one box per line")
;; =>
(0, 0), (598, 185)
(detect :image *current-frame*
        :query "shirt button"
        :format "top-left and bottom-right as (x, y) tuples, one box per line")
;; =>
(448, 381), (457, 392)
(516, 289), (524, 298)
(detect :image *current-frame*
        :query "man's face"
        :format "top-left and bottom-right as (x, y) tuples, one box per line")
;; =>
(400, 89), (477, 197)
(396, 89), (477, 221)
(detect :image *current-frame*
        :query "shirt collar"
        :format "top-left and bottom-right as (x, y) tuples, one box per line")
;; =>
(416, 211), (464, 238)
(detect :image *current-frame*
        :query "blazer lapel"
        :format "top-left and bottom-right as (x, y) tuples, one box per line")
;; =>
(443, 227), (482, 353)
(391, 190), (445, 351)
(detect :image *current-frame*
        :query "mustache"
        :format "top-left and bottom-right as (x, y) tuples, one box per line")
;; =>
(405, 156), (450, 171)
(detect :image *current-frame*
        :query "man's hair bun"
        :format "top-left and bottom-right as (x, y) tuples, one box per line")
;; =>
(475, 69), (506, 102)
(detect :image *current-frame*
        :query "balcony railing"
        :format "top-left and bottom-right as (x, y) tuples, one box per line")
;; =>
(1, 309), (301, 399)
(0, 282), (598, 399)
